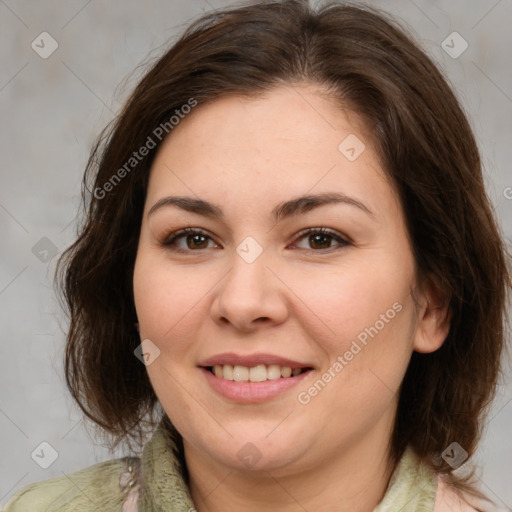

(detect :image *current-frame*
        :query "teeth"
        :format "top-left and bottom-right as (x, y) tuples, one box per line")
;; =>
(223, 364), (234, 381)
(281, 366), (292, 378)
(211, 364), (307, 382)
(233, 365), (249, 382)
(249, 364), (267, 382)
(267, 364), (281, 380)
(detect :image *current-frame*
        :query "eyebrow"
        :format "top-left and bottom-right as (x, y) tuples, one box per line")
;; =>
(147, 192), (375, 222)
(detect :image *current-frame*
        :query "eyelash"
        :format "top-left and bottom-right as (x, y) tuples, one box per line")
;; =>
(161, 227), (351, 253)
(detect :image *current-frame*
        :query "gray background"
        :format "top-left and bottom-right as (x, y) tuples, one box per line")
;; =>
(1, 0), (511, 509)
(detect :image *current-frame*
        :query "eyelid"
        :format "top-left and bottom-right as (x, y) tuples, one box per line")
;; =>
(292, 226), (349, 242)
(161, 227), (217, 247)
(161, 226), (351, 253)
(288, 227), (351, 250)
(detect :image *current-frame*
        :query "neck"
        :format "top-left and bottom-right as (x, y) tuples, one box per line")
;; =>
(185, 426), (397, 512)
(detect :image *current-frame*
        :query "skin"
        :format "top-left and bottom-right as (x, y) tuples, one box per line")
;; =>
(132, 83), (451, 512)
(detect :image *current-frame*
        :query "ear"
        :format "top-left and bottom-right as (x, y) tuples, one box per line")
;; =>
(413, 276), (452, 354)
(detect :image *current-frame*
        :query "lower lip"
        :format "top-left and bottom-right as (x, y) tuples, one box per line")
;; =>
(201, 367), (312, 404)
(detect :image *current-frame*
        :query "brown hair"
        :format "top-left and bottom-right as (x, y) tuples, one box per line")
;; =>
(55, 0), (511, 503)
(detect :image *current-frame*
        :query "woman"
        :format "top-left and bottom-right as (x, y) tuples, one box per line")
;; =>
(3, 0), (510, 510)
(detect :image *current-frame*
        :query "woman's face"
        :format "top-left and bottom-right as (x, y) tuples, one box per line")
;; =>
(133, 84), (448, 475)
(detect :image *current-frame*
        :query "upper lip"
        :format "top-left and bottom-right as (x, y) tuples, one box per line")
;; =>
(199, 353), (313, 369)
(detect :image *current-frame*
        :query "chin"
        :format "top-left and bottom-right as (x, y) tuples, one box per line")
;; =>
(183, 422), (313, 473)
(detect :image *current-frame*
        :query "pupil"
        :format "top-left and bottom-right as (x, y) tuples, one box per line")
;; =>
(184, 233), (332, 250)
(188, 235), (207, 249)
(311, 234), (330, 249)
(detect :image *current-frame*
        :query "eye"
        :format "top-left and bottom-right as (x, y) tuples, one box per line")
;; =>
(161, 226), (350, 253)
(290, 227), (350, 251)
(161, 227), (218, 252)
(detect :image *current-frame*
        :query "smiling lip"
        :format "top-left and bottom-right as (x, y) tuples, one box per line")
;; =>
(198, 352), (314, 404)
(199, 352), (311, 368)
(201, 368), (312, 403)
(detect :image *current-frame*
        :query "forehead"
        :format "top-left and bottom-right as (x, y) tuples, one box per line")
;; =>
(159, 84), (367, 158)
(144, 84), (396, 221)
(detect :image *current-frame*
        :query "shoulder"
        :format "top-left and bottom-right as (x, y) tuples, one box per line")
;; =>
(434, 475), (504, 512)
(1, 456), (139, 512)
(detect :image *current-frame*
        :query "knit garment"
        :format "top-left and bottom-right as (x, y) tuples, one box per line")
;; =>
(2, 417), (497, 511)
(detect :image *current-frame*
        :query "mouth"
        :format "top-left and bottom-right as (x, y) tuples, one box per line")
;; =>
(204, 364), (312, 382)
(198, 353), (314, 403)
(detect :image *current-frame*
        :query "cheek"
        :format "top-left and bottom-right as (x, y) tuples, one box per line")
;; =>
(290, 257), (415, 406)
(133, 252), (209, 349)
(133, 253), (208, 429)
(289, 258), (412, 349)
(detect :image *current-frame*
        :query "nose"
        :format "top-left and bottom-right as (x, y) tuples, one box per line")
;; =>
(210, 247), (289, 333)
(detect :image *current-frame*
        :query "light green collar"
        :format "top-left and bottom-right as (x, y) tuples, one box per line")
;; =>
(373, 445), (437, 511)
